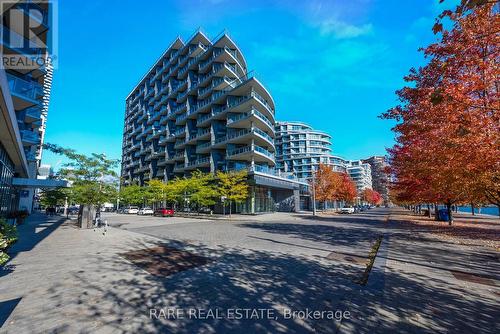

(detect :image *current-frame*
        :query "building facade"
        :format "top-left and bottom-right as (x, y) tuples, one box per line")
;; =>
(121, 30), (306, 213)
(275, 121), (337, 179)
(346, 160), (373, 194)
(362, 156), (390, 204)
(0, 1), (55, 215)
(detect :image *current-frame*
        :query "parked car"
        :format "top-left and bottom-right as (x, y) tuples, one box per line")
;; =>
(153, 208), (175, 217)
(340, 206), (355, 214)
(138, 207), (154, 215)
(126, 206), (139, 214)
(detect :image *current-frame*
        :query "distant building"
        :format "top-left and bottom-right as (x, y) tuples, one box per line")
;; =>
(362, 156), (390, 204)
(37, 164), (53, 180)
(274, 121), (351, 178)
(346, 160), (373, 194)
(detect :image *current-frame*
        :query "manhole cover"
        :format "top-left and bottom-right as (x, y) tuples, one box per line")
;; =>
(121, 246), (212, 277)
(450, 271), (497, 287)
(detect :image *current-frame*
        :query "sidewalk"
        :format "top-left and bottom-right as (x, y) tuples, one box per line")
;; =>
(337, 208), (500, 334)
(0, 213), (164, 333)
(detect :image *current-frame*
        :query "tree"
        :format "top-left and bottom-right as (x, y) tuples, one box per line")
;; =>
(44, 143), (119, 228)
(119, 184), (144, 206)
(336, 173), (357, 204)
(144, 179), (165, 208)
(188, 171), (218, 211)
(216, 170), (249, 216)
(311, 164), (339, 208)
(363, 188), (382, 206)
(381, 1), (499, 224)
(39, 188), (67, 208)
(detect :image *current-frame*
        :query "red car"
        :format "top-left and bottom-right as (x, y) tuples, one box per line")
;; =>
(153, 208), (175, 217)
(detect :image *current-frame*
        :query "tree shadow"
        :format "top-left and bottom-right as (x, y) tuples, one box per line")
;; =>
(5, 237), (497, 333)
(1, 213), (68, 278)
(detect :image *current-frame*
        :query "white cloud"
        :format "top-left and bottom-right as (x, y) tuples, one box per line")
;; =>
(319, 19), (373, 39)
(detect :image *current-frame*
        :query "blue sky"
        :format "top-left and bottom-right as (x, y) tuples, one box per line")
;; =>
(42, 0), (452, 170)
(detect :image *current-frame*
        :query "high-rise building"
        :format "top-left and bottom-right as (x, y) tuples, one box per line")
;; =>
(37, 164), (53, 180)
(121, 30), (306, 213)
(0, 1), (61, 215)
(347, 160), (373, 194)
(362, 156), (390, 204)
(274, 121), (347, 179)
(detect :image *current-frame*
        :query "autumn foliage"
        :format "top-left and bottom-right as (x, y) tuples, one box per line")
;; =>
(311, 164), (357, 205)
(363, 188), (383, 206)
(382, 1), (500, 222)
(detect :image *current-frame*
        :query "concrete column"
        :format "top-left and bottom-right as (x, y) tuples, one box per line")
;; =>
(293, 189), (300, 212)
(250, 186), (255, 214)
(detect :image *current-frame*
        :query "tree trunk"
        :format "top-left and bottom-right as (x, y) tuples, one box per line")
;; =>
(229, 200), (232, 218)
(434, 203), (439, 221)
(471, 203), (475, 216)
(427, 204), (431, 218)
(446, 201), (453, 225)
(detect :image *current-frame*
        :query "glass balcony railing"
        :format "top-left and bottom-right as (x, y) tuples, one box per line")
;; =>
(6, 73), (43, 103)
(253, 128), (274, 144)
(196, 141), (212, 150)
(254, 145), (275, 159)
(227, 146), (251, 157)
(21, 130), (39, 144)
(23, 106), (41, 121)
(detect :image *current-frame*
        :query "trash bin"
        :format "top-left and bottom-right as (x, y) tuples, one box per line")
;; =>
(438, 208), (449, 221)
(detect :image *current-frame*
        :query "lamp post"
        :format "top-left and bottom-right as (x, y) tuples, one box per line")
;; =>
(184, 196), (190, 215)
(221, 196), (227, 215)
(311, 170), (317, 217)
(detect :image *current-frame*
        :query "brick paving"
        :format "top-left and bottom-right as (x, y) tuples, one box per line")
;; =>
(0, 209), (498, 333)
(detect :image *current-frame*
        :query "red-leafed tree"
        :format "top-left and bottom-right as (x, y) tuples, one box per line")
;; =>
(363, 189), (383, 206)
(336, 172), (357, 204)
(311, 164), (339, 204)
(311, 165), (357, 206)
(382, 1), (500, 223)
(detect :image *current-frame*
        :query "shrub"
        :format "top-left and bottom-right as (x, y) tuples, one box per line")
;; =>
(0, 218), (18, 266)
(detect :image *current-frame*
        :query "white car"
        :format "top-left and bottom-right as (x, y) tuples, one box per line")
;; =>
(340, 206), (355, 214)
(126, 206), (139, 214)
(138, 207), (154, 215)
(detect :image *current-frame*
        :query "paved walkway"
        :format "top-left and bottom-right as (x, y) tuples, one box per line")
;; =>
(0, 209), (498, 333)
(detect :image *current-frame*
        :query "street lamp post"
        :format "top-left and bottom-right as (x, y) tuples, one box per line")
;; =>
(221, 196), (227, 215)
(311, 170), (317, 217)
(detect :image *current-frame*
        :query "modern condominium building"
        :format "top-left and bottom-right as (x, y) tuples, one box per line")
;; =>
(121, 30), (306, 213)
(362, 155), (390, 204)
(275, 121), (347, 179)
(347, 160), (373, 194)
(274, 121), (373, 205)
(0, 1), (61, 215)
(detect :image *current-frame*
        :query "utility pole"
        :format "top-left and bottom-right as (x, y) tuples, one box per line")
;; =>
(312, 169), (317, 217)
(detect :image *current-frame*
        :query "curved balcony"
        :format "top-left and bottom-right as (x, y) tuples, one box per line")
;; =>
(226, 145), (275, 164)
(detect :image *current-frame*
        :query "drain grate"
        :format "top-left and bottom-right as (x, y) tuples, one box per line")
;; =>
(121, 246), (212, 277)
(450, 271), (497, 287)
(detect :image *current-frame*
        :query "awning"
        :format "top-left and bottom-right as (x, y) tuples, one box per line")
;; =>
(12, 178), (69, 189)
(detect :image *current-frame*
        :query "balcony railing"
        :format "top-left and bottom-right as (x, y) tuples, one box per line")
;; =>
(187, 156), (210, 167)
(6, 73), (43, 102)
(227, 146), (251, 157)
(254, 145), (275, 159)
(253, 127), (274, 144)
(21, 130), (39, 144)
